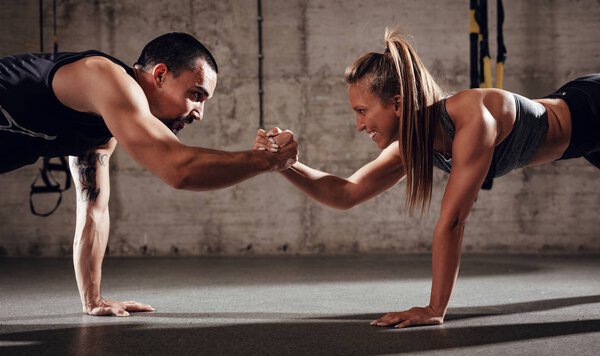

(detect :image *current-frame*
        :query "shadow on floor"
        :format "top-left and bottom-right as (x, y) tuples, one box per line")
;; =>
(315, 294), (600, 322)
(0, 319), (599, 355)
(1, 295), (599, 355)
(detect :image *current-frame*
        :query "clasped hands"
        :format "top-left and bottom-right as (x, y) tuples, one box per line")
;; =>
(253, 127), (298, 170)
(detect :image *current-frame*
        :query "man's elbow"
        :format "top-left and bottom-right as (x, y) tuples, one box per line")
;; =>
(163, 165), (190, 190)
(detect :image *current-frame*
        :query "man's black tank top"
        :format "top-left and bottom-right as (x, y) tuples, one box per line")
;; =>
(0, 50), (134, 173)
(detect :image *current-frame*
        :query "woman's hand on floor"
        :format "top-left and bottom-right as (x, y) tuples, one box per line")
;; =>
(371, 306), (444, 328)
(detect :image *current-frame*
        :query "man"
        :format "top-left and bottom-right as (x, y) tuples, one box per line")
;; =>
(0, 32), (297, 316)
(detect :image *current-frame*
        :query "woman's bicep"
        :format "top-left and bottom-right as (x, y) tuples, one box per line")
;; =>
(438, 112), (495, 229)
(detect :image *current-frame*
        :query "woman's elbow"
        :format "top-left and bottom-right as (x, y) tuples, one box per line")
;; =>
(436, 216), (468, 236)
(327, 192), (359, 210)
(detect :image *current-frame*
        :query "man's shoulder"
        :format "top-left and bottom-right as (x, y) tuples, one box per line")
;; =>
(53, 50), (132, 81)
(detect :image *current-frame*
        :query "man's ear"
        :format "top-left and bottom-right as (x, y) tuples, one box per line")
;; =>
(392, 95), (402, 116)
(151, 63), (168, 87)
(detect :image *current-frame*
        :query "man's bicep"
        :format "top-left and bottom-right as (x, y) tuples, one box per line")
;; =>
(69, 141), (114, 209)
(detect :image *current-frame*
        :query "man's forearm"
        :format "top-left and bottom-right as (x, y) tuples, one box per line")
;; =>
(73, 211), (109, 312)
(429, 223), (465, 316)
(175, 149), (273, 190)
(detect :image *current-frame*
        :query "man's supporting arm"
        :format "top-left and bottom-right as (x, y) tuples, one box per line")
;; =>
(69, 138), (154, 316)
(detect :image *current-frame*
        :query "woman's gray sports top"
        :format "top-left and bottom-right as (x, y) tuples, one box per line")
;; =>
(433, 93), (549, 179)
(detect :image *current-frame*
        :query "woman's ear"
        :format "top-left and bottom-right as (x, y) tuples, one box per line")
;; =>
(392, 95), (402, 116)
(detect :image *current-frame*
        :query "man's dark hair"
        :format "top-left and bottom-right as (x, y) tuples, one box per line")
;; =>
(136, 32), (218, 75)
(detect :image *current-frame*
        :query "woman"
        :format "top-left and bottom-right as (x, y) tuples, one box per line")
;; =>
(255, 27), (600, 328)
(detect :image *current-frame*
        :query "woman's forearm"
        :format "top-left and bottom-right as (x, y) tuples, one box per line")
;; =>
(429, 222), (465, 316)
(280, 162), (355, 209)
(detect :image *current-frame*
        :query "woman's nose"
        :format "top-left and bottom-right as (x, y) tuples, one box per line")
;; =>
(356, 116), (366, 131)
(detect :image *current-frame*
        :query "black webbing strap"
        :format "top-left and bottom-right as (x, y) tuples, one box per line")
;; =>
(31, 0), (69, 216)
(470, 0), (494, 190)
(30, 157), (71, 217)
(469, 0), (480, 90)
(496, 0), (507, 89)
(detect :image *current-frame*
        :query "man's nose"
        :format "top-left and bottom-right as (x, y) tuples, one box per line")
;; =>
(193, 102), (204, 121)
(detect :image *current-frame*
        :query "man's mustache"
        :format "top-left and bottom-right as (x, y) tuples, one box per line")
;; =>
(179, 114), (195, 125)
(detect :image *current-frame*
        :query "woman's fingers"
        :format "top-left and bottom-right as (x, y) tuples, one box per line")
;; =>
(371, 307), (444, 328)
(255, 128), (280, 151)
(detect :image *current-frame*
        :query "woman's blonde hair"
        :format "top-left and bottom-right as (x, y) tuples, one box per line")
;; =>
(344, 27), (445, 214)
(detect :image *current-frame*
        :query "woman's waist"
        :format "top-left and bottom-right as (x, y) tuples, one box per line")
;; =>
(527, 98), (572, 165)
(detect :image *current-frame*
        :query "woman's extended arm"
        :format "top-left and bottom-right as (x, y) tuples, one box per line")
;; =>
(263, 134), (406, 209)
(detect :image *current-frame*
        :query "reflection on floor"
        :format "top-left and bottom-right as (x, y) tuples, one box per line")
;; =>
(0, 255), (599, 355)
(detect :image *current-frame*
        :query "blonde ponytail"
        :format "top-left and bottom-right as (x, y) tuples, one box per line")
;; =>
(346, 27), (445, 214)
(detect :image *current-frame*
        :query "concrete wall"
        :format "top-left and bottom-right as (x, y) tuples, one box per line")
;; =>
(0, 0), (599, 257)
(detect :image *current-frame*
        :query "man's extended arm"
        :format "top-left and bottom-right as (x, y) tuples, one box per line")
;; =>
(53, 57), (297, 189)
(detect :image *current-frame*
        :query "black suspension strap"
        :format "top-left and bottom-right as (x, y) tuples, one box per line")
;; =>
(496, 0), (507, 89)
(39, 0), (44, 52)
(470, 0), (502, 190)
(469, 0), (480, 89)
(31, 0), (70, 217)
(257, 0), (264, 129)
(30, 157), (71, 217)
(477, 0), (492, 88)
(52, 0), (58, 53)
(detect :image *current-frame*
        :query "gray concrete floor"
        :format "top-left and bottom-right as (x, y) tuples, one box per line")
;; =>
(0, 255), (599, 355)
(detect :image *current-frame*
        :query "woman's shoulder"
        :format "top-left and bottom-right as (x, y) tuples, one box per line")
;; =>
(445, 88), (514, 126)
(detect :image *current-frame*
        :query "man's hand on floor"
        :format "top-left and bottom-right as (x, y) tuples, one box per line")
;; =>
(85, 298), (155, 317)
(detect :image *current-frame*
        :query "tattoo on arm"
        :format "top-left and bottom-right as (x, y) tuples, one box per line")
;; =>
(73, 153), (107, 202)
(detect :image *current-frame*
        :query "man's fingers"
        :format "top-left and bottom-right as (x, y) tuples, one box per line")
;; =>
(122, 301), (155, 312)
(274, 130), (294, 146)
(266, 127), (282, 137)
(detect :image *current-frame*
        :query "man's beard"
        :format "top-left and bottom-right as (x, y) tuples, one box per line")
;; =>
(160, 114), (195, 135)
